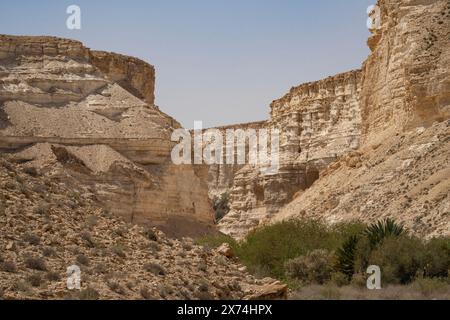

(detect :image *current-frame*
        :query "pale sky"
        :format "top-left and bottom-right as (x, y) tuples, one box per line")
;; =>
(0, 0), (374, 128)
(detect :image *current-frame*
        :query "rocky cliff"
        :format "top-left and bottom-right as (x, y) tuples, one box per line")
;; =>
(219, 70), (362, 238)
(216, 0), (449, 238)
(274, 0), (450, 238)
(0, 35), (214, 238)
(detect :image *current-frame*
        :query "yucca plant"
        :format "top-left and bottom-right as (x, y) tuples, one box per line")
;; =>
(364, 218), (405, 248)
(335, 235), (359, 279)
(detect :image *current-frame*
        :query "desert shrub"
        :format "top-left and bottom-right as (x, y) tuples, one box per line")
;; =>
(85, 215), (98, 229)
(410, 277), (449, 297)
(46, 271), (61, 282)
(330, 272), (350, 287)
(34, 203), (50, 215)
(111, 245), (126, 258)
(422, 237), (449, 278)
(235, 219), (364, 278)
(42, 247), (56, 257)
(144, 263), (166, 276)
(76, 254), (90, 266)
(23, 233), (41, 245)
(148, 241), (161, 253)
(80, 231), (96, 248)
(362, 235), (448, 285)
(13, 280), (31, 293)
(78, 287), (99, 300)
(140, 287), (157, 300)
(367, 236), (427, 284)
(213, 192), (230, 222)
(114, 226), (127, 237)
(197, 233), (238, 250)
(143, 227), (158, 241)
(1, 261), (17, 273)
(27, 273), (43, 287)
(285, 249), (334, 284)
(107, 280), (126, 295)
(350, 273), (367, 288)
(24, 256), (47, 271)
(23, 167), (38, 177)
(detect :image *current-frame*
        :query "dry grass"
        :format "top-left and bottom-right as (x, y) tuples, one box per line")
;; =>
(291, 281), (450, 300)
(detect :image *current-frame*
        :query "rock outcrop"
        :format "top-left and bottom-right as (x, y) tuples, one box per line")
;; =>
(0, 35), (214, 237)
(361, 0), (450, 146)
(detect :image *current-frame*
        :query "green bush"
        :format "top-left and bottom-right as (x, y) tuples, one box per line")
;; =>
(410, 277), (449, 297)
(285, 249), (334, 284)
(237, 219), (365, 278)
(330, 272), (350, 287)
(197, 219), (364, 279)
(422, 237), (450, 278)
(368, 236), (425, 284)
(196, 218), (449, 288)
(367, 235), (449, 285)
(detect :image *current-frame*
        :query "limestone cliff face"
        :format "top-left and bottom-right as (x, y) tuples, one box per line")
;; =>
(274, 0), (450, 238)
(361, 0), (450, 145)
(218, 71), (362, 238)
(193, 121), (267, 201)
(0, 35), (214, 237)
(217, 0), (450, 239)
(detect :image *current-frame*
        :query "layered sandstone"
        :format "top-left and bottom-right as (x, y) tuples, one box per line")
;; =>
(0, 156), (286, 300)
(217, 0), (449, 239)
(273, 0), (450, 237)
(219, 70), (362, 238)
(361, 0), (450, 145)
(0, 35), (214, 237)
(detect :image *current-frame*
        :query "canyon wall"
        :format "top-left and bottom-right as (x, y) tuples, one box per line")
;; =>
(218, 70), (362, 238)
(0, 35), (214, 238)
(217, 0), (450, 238)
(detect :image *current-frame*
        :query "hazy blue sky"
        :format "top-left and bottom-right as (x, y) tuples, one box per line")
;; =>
(0, 0), (374, 128)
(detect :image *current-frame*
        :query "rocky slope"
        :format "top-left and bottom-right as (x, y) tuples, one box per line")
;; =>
(274, 120), (450, 238)
(0, 156), (287, 300)
(0, 35), (214, 237)
(215, 0), (449, 239)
